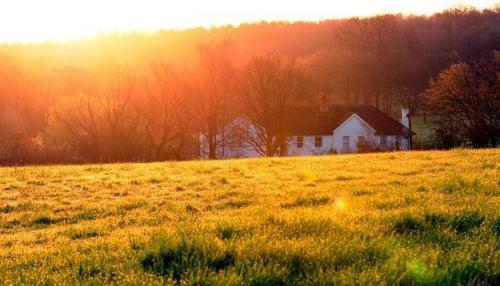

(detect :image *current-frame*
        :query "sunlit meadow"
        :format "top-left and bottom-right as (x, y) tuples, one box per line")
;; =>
(0, 149), (498, 285)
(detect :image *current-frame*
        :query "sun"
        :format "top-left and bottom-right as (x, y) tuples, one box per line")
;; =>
(0, 0), (496, 43)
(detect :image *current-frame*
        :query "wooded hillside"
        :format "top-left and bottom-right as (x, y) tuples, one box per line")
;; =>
(0, 7), (499, 163)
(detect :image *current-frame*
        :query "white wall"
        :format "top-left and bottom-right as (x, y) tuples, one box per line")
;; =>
(401, 137), (410, 150)
(199, 116), (263, 159)
(201, 114), (409, 159)
(331, 115), (409, 153)
(332, 115), (375, 153)
(287, 135), (334, 156)
(376, 135), (403, 150)
(220, 146), (260, 159)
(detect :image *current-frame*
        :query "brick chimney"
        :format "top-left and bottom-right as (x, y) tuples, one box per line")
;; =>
(401, 108), (412, 149)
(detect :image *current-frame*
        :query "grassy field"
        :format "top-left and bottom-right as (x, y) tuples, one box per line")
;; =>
(0, 149), (498, 285)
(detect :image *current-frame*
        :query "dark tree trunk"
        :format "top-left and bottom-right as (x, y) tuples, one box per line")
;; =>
(265, 136), (274, 157)
(208, 136), (217, 159)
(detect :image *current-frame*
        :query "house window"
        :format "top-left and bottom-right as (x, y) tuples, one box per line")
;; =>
(358, 136), (365, 144)
(380, 135), (387, 148)
(315, 136), (323, 148)
(395, 136), (401, 149)
(296, 136), (304, 148)
(343, 136), (350, 150)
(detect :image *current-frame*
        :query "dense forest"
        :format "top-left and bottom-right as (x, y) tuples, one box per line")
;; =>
(0, 7), (499, 164)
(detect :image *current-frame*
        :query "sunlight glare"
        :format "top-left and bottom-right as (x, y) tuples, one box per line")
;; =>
(335, 198), (348, 211)
(0, 0), (496, 43)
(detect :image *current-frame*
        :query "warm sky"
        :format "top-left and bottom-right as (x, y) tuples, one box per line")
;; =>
(0, 0), (497, 43)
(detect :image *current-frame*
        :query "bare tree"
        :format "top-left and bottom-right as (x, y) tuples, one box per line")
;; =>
(337, 15), (402, 110)
(241, 54), (304, 156)
(53, 68), (142, 162)
(53, 92), (104, 161)
(101, 71), (142, 161)
(194, 41), (236, 159)
(137, 62), (191, 161)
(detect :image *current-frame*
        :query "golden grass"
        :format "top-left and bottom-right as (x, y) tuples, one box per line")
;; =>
(0, 149), (498, 285)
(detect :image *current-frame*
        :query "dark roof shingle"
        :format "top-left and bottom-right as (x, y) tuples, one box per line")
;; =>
(287, 104), (406, 135)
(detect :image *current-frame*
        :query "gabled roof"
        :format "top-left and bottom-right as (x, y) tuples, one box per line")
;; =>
(332, 113), (376, 134)
(287, 104), (407, 136)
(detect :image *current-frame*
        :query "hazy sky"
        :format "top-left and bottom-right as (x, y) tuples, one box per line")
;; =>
(0, 0), (497, 43)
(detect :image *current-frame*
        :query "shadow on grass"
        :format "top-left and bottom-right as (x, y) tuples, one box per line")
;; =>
(280, 196), (330, 209)
(138, 232), (391, 285)
(390, 211), (498, 285)
(392, 211), (485, 236)
(139, 224), (499, 285)
(140, 235), (236, 281)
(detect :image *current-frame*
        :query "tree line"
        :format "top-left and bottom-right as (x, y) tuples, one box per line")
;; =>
(0, 7), (499, 164)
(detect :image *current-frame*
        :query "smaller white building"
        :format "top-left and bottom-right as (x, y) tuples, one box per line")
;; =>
(200, 105), (411, 159)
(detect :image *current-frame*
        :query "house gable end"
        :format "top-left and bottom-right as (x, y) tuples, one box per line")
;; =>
(333, 114), (376, 135)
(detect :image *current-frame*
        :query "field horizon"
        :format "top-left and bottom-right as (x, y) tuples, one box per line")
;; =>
(0, 149), (498, 285)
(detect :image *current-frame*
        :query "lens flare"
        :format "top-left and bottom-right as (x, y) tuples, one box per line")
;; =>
(335, 198), (348, 211)
(408, 260), (428, 280)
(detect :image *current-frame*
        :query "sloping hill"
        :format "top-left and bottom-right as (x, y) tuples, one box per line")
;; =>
(0, 149), (498, 285)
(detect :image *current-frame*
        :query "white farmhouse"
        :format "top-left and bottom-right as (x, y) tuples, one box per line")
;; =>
(200, 105), (411, 159)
